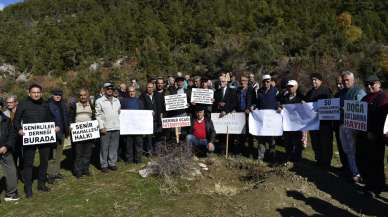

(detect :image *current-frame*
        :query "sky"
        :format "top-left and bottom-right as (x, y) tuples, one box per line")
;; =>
(0, 0), (22, 10)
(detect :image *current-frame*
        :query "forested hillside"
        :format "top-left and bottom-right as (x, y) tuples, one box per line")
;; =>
(0, 0), (387, 82)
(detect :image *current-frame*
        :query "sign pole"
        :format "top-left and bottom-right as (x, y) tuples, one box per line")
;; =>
(225, 125), (229, 159)
(175, 127), (180, 143)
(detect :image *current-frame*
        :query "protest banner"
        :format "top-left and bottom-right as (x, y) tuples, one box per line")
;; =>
(344, 100), (368, 131)
(70, 120), (100, 142)
(162, 116), (191, 128)
(282, 102), (320, 131)
(249, 110), (283, 136)
(23, 122), (56, 146)
(211, 112), (246, 134)
(190, 88), (214, 105)
(120, 110), (153, 135)
(164, 94), (188, 111)
(317, 98), (340, 120)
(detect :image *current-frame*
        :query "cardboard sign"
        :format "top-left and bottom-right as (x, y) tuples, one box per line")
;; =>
(120, 110), (154, 135)
(70, 120), (100, 142)
(317, 98), (340, 120)
(23, 122), (56, 146)
(249, 110), (283, 136)
(282, 102), (320, 131)
(344, 100), (368, 131)
(162, 116), (191, 128)
(191, 88), (214, 105)
(211, 112), (246, 134)
(164, 94), (188, 111)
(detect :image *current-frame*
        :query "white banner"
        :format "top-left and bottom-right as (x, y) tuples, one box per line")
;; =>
(344, 100), (367, 131)
(162, 116), (191, 128)
(317, 98), (340, 120)
(282, 102), (320, 131)
(164, 94), (188, 111)
(249, 110), (283, 136)
(120, 110), (153, 135)
(70, 120), (100, 142)
(191, 88), (214, 105)
(23, 122), (56, 146)
(211, 112), (246, 134)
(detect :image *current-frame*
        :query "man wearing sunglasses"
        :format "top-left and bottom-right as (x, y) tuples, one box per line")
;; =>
(356, 75), (388, 196)
(95, 82), (121, 172)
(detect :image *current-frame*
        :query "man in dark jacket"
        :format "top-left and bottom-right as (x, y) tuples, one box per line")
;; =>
(47, 89), (69, 183)
(305, 73), (333, 169)
(186, 106), (216, 156)
(121, 86), (145, 163)
(14, 84), (57, 198)
(139, 82), (164, 155)
(213, 75), (238, 117)
(254, 74), (279, 162)
(0, 112), (19, 201)
(236, 74), (255, 156)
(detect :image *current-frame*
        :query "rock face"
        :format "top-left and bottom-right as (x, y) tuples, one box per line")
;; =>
(0, 64), (17, 78)
(16, 73), (31, 83)
(89, 63), (100, 72)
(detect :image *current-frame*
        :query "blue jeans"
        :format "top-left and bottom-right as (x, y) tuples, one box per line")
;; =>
(339, 125), (359, 177)
(186, 134), (208, 153)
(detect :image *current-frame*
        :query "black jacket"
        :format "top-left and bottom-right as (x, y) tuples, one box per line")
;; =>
(139, 92), (164, 118)
(189, 118), (216, 144)
(213, 87), (238, 113)
(279, 92), (305, 105)
(13, 97), (54, 131)
(305, 85), (332, 102)
(0, 112), (16, 151)
(48, 98), (70, 138)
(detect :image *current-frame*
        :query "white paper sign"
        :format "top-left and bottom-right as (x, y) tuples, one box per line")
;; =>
(165, 94), (188, 111)
(211, 112), (246, 134)
(120, 110), (153, 135)
(384, 115), (388, 134)
(317, 98), (340, 120)
(344, 100), (368, 131)
(191, 88), (214, 105)
(162, 116), (191, 128)
(23, 122), (56, 146)
(71, 120), (100, 142)
(282, 102), (320, 131)
(249, 110), (283, 136)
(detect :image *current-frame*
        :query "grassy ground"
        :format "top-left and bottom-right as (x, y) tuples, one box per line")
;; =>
(0, 140), (387, 217)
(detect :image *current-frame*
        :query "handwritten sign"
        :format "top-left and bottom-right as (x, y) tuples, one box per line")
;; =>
(344, 100), (367, 131)
(191, 88), (214, 105)
(23, 122), (56, 146)
(211, 113), (246, 134)
(162, 116), (191, 128)
(71, 120), (100, 142)
(165, 94), (188, 111)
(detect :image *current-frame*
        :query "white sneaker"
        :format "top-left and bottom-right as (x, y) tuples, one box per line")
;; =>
(4, 195), (20, 202)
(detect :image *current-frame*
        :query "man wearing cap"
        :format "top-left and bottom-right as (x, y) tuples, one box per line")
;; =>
(254, 74), (279, 162)
(186, 106), (216, 156)
(338, 71), (366, 183)
(305, 73), (333, 169)
(356, 75), (388, 195)
(95, 82), (121, 172)
(14, 84), (57, 197)
(47, 89), (70, 183)
(278, 80), (306, 163)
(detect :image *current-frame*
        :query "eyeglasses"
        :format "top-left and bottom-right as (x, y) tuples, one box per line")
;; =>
(365, 82), (376, 86)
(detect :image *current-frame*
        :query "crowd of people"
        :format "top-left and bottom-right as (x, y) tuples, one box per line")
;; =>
(0, 70), (387, 201)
